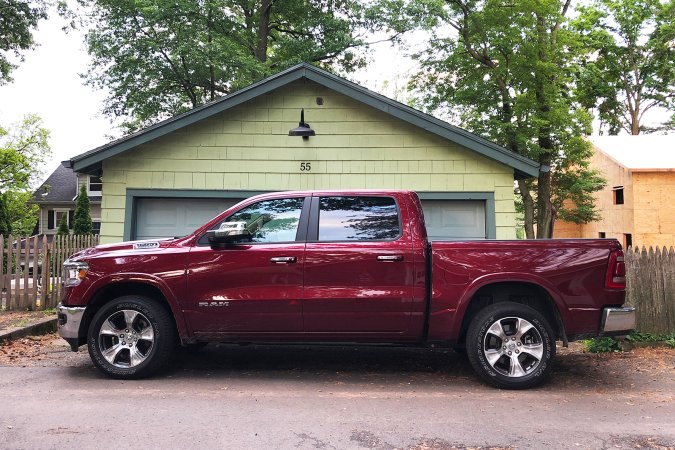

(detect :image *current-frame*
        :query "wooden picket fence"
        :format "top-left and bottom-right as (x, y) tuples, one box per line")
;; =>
(624, 246), (675, 334)
(0, 235), (99, 311)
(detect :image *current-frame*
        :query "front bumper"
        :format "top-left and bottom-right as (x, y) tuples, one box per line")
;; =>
(57, 303), (86, 351)
(600, 307), (636, 336)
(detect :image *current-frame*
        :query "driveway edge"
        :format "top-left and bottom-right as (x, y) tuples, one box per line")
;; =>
(0, 317), (58, 342)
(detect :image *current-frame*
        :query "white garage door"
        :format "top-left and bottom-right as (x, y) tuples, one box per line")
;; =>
(421, 200), (486, 240)
(135, 198), (244, 240)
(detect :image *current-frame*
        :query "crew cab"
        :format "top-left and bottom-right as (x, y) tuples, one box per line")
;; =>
(57, 190), (635, 389)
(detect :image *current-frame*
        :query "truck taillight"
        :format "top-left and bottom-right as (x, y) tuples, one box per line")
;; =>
(605, 250), (626, 289)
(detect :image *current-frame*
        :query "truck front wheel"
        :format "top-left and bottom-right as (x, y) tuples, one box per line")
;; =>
(87, 296), (176, 379)
(466, 302), (555, 389)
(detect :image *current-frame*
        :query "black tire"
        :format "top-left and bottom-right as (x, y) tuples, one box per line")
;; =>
(466, 302), (555, 389)
(88, 295), (176, 379)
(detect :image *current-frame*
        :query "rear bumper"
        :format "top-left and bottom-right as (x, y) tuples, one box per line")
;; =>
(57, 303), (86, 351)
(600, 307), (636, 336)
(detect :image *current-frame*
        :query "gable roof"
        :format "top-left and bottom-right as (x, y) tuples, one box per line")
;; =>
(591, 135), (675, 171)
(68, 63), (540, 178)
(32, 164), (103, 204)
(32, 164), (78, 203)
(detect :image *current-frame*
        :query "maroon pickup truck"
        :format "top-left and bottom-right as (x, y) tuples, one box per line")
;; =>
(57, 190), (635, 389)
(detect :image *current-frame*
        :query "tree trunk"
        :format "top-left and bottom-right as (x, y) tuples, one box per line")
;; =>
(534, 13), (554, 239)
(255, 0), (272, 63)
(501, 91), (536, 239)
(631, 109), (640, 134)
(536, 157), (553, 239)
(517, 179), (535, 239)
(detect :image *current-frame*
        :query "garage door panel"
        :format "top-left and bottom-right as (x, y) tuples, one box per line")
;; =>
(142, 206), (177, 227)
(421, 200), (486, 240)
(184, 203), (228, 228)
(135, 198), (243, 240)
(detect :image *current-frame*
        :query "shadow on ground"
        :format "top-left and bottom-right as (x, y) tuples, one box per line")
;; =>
(140, 343), (650, 392)
(8, 333), (672, 394)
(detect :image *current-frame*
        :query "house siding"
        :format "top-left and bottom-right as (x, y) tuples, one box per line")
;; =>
(554, 146), (675, 248)
(100, 80), (516, 243)
(632, 171), (675, 247)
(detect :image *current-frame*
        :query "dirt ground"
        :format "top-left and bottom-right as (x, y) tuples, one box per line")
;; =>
(0, 310), (55, 331)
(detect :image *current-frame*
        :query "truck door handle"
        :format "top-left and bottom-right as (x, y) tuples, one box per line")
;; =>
(377, 255), (403, 262)
(270, 256), (297, 264)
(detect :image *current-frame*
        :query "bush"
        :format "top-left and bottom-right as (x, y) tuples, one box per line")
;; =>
(626, 331), (675, 343)
(582, 337), (621, 353)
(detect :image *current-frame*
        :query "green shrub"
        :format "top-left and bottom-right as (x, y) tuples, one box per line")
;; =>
(626, 331), (675, 343)
(582, 337), (621, 353)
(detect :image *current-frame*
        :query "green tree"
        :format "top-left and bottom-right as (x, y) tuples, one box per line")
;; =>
(573, 0), (675, 135)
(81, 0), (397, 132)
(4, 191), (39, 235)
(408, 0), (605, 238)
(0, 192), (12, 236)
(73, 184), (92, 235)
(0, 114), (51, 238)
(0, 0), (48, 84)
(56, 213), (69, 236)
(0, 114), (51, 191)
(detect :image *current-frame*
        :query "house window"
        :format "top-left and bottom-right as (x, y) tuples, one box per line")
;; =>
(599, 232), (606, 238)
(48, 209), (71, 230)
(92, 220), (101, 234)
(624, 233), (632, 249)
(613, 186), (624, 205)
(88, 176), (102, 195)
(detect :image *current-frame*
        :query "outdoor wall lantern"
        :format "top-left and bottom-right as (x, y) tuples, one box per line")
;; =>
(288, 109), (316, 139)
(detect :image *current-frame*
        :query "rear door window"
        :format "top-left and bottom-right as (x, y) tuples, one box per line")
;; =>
(318, 196), (400, 241)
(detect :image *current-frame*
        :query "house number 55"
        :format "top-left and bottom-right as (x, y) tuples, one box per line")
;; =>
(300, 162), (312, 171)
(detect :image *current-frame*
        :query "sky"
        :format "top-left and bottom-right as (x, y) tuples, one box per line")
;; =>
(0, 12), (117, 177)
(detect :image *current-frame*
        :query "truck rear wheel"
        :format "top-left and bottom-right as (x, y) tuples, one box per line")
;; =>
(87, 296), (175, 379)
(466, 302), (555, 389)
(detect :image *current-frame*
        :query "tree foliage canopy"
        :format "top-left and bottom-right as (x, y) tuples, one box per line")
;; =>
(0, 114), (51, 191)
(0, 115), (51, 236)
(406, 0), (605, 237)
(82, 0), (396, 132)
(573, 0), (675, 134)
(0, 0), (48, 84)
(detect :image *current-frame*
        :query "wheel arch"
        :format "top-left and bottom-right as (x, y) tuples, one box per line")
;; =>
(78, 278), (188, 345)
(453, 278), (568, 346)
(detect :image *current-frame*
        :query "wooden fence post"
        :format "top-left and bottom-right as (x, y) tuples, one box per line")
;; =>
(625, 246), (675, 334)
(40, 235), (49, 310)
(12, 235), (19, 310)
(22, 236), (29, 309)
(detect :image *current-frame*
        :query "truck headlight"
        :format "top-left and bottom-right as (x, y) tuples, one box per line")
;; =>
(63, 260), (89, 287)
